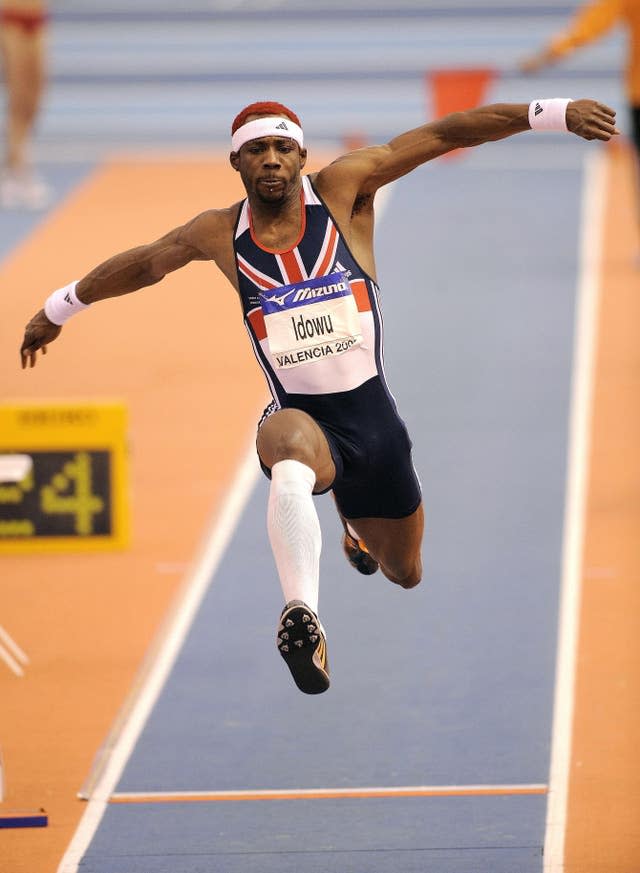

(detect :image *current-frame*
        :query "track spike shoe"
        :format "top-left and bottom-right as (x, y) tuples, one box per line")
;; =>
(342, 529), (379, 576)
(276, 600), (329, 694)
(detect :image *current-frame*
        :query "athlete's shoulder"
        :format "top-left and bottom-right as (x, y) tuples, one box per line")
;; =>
(309, 147), (388, 223)
(179, 202), (242, 256)
(313, 145), (391, 210)
(186, 203), (241, 235)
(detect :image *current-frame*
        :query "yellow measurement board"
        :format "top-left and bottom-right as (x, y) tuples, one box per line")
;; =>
(0, 402), (129, 553)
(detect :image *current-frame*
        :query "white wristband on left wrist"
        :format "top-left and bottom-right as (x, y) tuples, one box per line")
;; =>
(44, 281), (89, 326)
(528, 98), (573, 132)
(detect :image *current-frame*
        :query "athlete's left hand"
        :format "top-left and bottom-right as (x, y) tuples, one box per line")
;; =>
(567, 100), (620, 141)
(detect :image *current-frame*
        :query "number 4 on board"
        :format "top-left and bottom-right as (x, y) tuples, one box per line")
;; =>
(40, 452), (104, 536)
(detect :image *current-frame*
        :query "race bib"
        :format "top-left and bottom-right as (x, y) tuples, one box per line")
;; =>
(260, 271), (363, 369)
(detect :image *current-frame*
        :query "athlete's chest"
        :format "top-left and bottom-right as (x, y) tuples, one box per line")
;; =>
(249, 211), (303, 252)
(238, 223), (345, 293)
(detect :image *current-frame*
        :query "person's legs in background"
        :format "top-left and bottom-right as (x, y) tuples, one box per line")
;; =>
(0, 3), (50, 209)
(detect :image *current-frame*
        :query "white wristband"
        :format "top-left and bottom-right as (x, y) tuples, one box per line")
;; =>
(44, 281), (89, 326)
(529, 98), (573, 132)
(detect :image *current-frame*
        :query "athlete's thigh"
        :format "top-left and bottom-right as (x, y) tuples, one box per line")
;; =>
(256, 407), (336, 492)
(349, 503), (424, 586)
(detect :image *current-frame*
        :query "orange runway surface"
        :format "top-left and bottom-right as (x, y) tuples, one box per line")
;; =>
(565, 143), (640, 872)
(0, 157), (269, 873)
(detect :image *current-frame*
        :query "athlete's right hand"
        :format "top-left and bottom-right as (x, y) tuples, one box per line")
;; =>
(20, 309), (62, 369)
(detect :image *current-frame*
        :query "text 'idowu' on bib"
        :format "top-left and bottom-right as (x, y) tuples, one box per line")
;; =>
(260, 271), (363, 369)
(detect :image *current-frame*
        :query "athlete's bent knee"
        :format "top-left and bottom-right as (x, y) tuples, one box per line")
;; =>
(397, 568), (422, 590)
(257, 410), (335, 490)
(383, 559), (422, 590)
(269, 427), (315, 466)
(258, 414), (316, 469)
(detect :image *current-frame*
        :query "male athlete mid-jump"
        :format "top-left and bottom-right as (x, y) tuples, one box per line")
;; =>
(20, 97), (618, 694)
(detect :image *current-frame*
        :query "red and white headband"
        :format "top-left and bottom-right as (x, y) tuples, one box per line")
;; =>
(231, 116), (304, 152)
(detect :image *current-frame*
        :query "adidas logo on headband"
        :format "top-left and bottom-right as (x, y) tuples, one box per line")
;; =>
(231, 116), (304, 152)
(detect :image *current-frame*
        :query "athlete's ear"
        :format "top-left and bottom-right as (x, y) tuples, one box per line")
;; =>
(229, 151), (240, 171)
(299, 148), (307, 170)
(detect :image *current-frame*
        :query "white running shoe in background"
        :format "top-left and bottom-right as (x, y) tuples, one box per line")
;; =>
(0, 169), (52, 210)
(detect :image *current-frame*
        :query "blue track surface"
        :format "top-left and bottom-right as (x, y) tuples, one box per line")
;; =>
(84, 798), (545, 872)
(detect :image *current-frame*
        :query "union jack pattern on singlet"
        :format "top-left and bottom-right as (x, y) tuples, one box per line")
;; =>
(234, 176), (387, 411)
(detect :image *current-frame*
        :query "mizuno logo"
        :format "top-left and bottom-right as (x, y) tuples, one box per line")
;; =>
(64, 293), (72, 304)
(534, 102), (543, 116)
(293, 280), (346, 303)
(264, 288), (297, 306)
(261, 274), (348, 312)
(275, 121), (288, 130)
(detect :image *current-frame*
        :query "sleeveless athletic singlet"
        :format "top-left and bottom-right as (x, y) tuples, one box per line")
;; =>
(233, 175), (421, 519)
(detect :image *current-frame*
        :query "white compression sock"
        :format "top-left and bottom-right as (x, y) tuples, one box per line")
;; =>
(267, 459), (321, 614)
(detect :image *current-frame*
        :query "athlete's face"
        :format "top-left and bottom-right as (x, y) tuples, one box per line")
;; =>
(230, 117), (307, 205)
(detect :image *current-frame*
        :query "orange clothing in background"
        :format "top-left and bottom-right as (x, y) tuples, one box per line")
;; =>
(547, 0), (640, 103)
(0, 9), (48, 32)
(0, 1), (48, 33)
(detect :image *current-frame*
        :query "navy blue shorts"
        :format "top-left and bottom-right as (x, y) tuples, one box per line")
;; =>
(258, 376), (422, 520)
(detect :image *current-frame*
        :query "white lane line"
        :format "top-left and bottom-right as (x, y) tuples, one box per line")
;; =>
(56, 441), (260, 873)
(0, 625), (29, 676)
(0, 642), (25, 677)
(0, 625), (29, 664)
(543, 149), (608, 872)
(110, 783), (548, 803)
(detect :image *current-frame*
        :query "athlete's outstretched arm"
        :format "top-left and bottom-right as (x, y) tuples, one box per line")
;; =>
(20, 212), (219, 368)
(320, 99), (618, 202)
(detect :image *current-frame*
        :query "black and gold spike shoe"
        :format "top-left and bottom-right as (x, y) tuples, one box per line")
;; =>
(341, 528), (379, 576)
(276, 600), (330, 694)
(333, 496), (379, 576)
